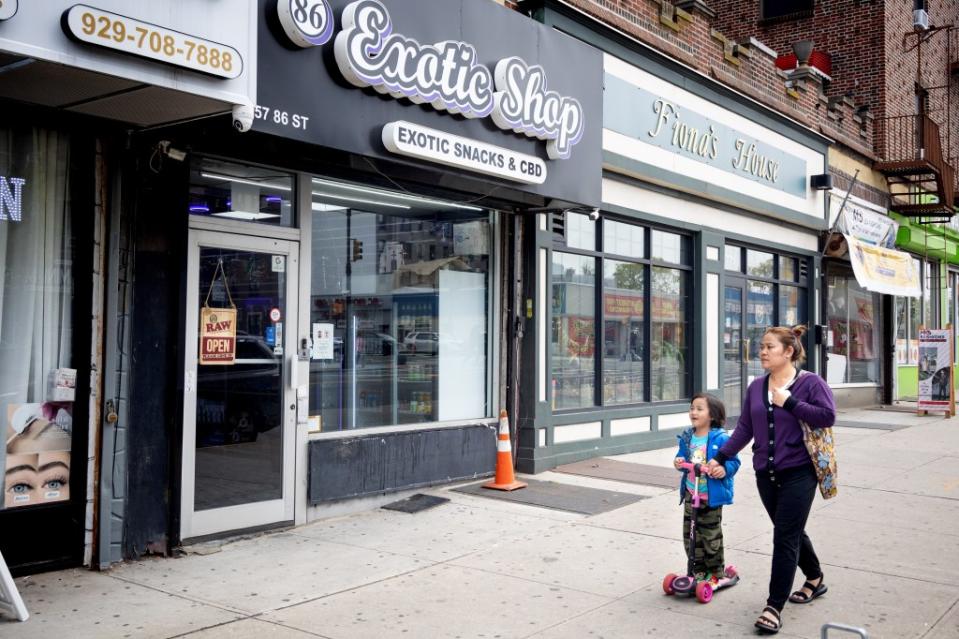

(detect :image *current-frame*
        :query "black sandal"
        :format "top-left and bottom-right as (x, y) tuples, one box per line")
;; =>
(754, 606), (782, 634)
(789, 576), (828, 604)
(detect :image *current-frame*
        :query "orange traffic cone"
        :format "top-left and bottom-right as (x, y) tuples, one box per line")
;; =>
(483, 409), (527, 491)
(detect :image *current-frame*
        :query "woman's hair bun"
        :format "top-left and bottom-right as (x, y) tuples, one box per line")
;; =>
(791, 325), (808, 338)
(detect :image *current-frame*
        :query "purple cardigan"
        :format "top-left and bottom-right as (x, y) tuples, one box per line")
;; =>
(714, 371), (836, 473)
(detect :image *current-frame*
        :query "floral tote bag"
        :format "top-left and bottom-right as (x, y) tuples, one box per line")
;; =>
(800, 420), (838, 499)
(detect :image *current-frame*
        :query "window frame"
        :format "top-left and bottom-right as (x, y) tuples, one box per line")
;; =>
(550, 213), (694, 411)
(760, 0), (814, 23)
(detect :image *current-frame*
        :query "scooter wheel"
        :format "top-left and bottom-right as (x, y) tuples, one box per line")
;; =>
(695, 581), (713, 603)
(662, 573), (678, 595)
(724, 565), (738, 579)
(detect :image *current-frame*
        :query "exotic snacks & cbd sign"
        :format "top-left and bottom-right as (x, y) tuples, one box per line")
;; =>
(258, 0), (602, 206)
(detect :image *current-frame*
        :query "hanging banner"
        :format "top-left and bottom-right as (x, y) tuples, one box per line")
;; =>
(845, 235), (921, 298)
(917, 328), (953, 413)
(831, 197), (898, 248)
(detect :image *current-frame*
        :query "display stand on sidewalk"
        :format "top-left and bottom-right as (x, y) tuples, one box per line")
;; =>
(916, 324), (955, 418)
(0, 551), (29, 622)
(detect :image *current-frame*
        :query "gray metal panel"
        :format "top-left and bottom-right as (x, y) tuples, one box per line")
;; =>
(308, 424), (497, 504)
(98, 167), (134, 569)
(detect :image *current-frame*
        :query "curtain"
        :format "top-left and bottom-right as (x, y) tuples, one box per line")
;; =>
(0, 126), (73, 486)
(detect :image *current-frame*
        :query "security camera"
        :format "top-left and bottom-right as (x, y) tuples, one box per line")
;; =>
(587, 208), (600, 222)
(232, 103), (254, 133)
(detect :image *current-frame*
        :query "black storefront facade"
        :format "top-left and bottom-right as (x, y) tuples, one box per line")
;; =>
(0, 1), (260, 574)
(114, 0), (604, 548)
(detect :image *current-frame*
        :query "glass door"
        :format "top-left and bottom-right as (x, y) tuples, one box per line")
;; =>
(181, 230), (298, 539)
(723, 283), (745, 417)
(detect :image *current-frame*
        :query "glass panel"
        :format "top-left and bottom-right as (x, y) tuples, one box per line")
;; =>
(651, 230), (688, 264)
(781, 257), (797, 282)
(651, 266), (689, 401)
(826, 273), (879, 383)
(551, 252), (596, 409)
(1, 127), (75, 512)
(924, 261), (937, 328)
(189, 158), (295, 226)
(724, 245), (742, 272)
(308, 178), (491, 429)
(195, 248), (284, 510)
(746, 281), (774, 385)
(780, 285), (802, 327)
(602, 260), (645, 405)
(746, 250), (774, 278)
(723, 286), (743, 417)
(566, 212), (596, 251)
(603, 220), (644, 259)
(895, 297), (910, 365)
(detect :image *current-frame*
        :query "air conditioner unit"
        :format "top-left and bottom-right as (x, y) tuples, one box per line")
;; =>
(914, 8), (930, 31)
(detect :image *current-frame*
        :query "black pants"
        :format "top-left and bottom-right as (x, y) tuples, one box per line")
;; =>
(756, 464), (822, 610)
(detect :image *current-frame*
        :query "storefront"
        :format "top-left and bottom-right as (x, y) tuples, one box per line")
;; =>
(513, 5), (828, 472)
(821, 195), (914, 407)
(0, 1), (257, 572)
(889, 213), (958, 401)
(111, 0), (603, 546)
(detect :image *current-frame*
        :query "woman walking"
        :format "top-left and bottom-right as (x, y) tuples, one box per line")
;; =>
(708, 325), (836, 634)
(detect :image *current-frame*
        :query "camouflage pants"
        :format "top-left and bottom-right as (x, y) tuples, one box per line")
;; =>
(683, 500), (725, 576)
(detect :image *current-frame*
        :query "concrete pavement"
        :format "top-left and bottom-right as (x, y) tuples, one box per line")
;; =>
(2, 405), (959, 638)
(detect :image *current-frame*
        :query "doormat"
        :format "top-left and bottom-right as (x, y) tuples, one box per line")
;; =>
(452, 479), (644, 515)
(554, 458), (678, 489)
(382, 493), (450, 514)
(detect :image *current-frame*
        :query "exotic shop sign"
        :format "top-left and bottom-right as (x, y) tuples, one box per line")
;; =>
(257, 0), (602, 205)
(199, 307), (237, 365)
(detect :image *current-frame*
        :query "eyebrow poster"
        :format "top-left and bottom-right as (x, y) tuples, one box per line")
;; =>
(4, 402), (73, 510)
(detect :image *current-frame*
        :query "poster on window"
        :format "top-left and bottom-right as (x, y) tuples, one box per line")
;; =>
(200, 307), (237, 365)
(4, 402), (73, 510)
(917, 328), (953, 413)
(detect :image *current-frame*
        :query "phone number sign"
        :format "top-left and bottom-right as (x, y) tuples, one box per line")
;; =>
(63, 5), (243, 79)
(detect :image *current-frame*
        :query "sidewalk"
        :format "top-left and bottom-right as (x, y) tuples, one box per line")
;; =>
(2, 406), (958, 638)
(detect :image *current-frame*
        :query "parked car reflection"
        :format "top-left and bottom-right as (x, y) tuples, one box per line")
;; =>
(196, 332), (281, 447)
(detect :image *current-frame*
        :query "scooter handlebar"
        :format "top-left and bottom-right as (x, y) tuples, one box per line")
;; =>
(677, 461), (706, 475)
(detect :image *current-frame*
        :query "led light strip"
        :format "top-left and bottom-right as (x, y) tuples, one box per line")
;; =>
(311, 178), (482, 211)
(311, 191), (410, 209)
(200, 172), (292, 192)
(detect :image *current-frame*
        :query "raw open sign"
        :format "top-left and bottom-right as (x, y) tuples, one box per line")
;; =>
(200, 307), (237, 365)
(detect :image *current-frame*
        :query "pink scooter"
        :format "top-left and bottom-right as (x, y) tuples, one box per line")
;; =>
(662, 461), (740, 603)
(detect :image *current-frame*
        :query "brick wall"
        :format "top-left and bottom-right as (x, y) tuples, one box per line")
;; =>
(511, 0), (875, 158)
(709, 0), (959, 172)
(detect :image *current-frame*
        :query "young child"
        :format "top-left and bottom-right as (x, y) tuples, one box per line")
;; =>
(673, 392), (741, 584)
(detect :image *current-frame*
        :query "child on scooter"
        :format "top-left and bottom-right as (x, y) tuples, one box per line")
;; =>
(673, 393), (741, 585)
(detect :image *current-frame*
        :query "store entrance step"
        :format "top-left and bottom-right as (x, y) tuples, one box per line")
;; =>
(554, 458), (678, 489)
(381, 493), (450, 514)
(453, 479), (644, 515)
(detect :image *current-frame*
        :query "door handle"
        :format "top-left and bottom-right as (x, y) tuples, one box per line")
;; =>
(743, 338), (750, 363)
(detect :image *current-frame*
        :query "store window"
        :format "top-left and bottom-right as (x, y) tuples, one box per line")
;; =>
(308, 177), (492, 429)
(825, 266), (880, 384)
(552, 253), (597, 409)
(896, 258), (937, 365)
(1, 126), (77, 512)
(189, 158), (295, 226)
(552, 214), (691, 411)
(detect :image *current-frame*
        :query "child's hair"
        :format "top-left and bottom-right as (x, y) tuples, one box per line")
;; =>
(764, 324), (808, 364)
(690, 392), (726, 427)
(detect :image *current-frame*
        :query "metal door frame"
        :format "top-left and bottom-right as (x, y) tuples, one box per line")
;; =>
(180, 229), (299, 540)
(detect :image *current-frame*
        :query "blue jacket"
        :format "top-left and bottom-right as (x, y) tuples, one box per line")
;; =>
(675, 426), (741, 507)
